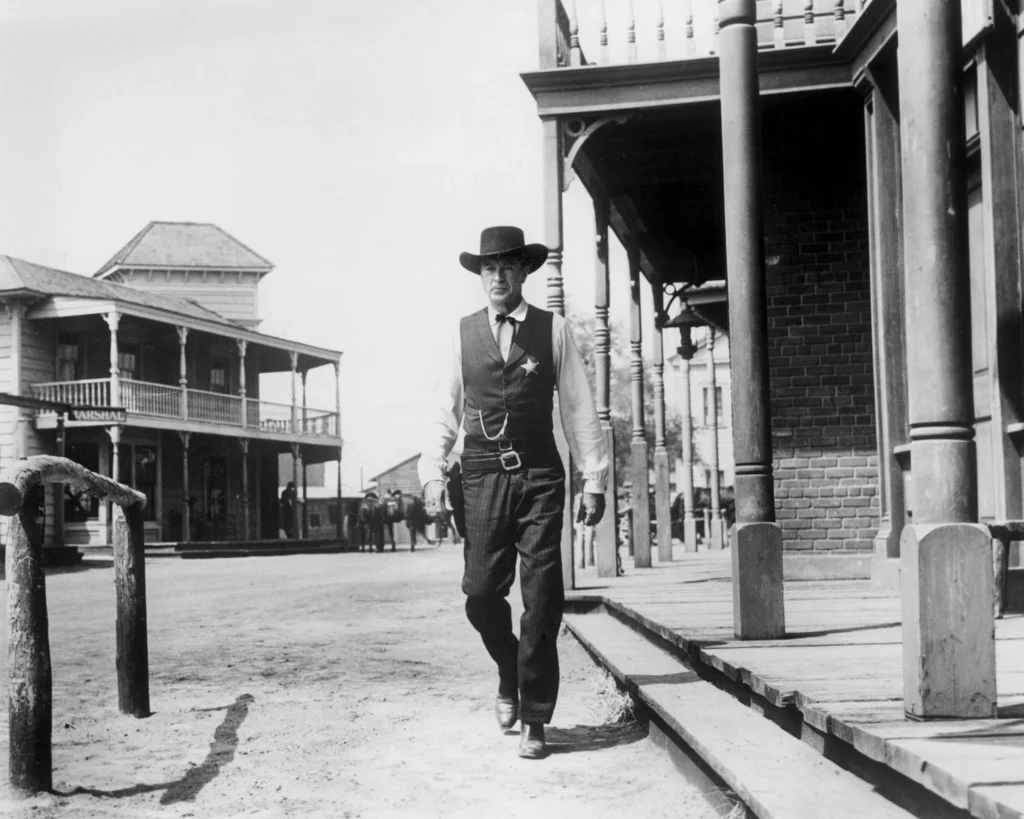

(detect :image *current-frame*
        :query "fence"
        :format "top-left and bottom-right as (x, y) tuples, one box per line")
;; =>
(0, 455), (149, 794)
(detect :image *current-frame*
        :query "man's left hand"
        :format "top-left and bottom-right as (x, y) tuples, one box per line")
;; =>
(581, 492), (605, 526)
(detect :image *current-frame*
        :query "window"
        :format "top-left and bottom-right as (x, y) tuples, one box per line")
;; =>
(210, 360), (228, 393)
(309, 513), (322, 529)
(118, 345), (138, 381)
(702, 386), (724, 426)
(328, 505), (339, 525)
(57, 333), (80, 381)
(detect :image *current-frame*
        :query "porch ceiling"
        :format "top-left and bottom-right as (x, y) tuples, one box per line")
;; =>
(572, 88), (863, 286)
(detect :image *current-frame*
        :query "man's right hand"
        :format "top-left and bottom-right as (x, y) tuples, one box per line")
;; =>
(424, 479), (447, 522)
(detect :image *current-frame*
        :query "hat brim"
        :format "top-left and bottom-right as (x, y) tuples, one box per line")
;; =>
(459, 243), (549, 275)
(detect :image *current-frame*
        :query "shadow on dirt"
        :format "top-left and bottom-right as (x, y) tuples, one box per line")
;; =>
(544, 722), (647, 755)
(56, 693), (255, 804)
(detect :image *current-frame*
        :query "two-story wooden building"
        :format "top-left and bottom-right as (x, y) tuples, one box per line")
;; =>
(0, 221), (343, 551)
(526, 0), (1020, 716)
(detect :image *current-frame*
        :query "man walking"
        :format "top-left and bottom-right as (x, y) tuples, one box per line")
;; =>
(421, 226), (607, 759)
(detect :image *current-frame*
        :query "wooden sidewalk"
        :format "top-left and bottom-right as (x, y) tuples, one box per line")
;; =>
(569, 550), (1024, 819)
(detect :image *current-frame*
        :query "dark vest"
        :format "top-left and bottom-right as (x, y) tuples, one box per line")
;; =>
(460, 306), (557, 458)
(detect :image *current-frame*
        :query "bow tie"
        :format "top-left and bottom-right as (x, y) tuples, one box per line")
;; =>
(495, 314), (518, 327)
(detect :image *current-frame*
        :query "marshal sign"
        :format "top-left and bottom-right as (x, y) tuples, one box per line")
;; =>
(71, 408), (128, 424)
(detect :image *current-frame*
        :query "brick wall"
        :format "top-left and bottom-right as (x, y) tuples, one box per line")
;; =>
(761, 95), (879, 554)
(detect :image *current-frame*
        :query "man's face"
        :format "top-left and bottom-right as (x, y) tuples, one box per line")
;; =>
(480, 256), (528, 313)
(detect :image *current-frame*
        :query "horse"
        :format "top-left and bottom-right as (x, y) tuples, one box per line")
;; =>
(381, 489), (435, 551)
(356, 492), (385, 553)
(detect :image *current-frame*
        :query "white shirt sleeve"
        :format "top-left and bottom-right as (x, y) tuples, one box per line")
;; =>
(417, 329), (463, 486)
(553, 314), (609, 495)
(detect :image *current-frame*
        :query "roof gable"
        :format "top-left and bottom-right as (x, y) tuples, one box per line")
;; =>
(95, 221), (273, 278)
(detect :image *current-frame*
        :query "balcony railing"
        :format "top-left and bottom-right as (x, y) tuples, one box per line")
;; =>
(547, 0), (862, 68)
(31, 379), (339, 440)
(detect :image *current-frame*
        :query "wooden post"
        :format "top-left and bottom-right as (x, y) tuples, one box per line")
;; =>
(599, 0), (609, 65)
(719, 0), (784, 639)
(179, 431), (191, 544)
(652, 288), (672, 563)
(237, 339), (248, 428)
(896, 0), (995, 719)
(291, 442), (302, 540)
(656, 0), (666, 61)
(594, 198), (618, 578)
(863, 67), (908, 589)
(114, 503), (149, 717)
(239, 439), (250, 540)
(678, 329), (698, 552)
(803, 0), (816, 45)
(289, 351), (299, 435)
(706, 329), (724, 550)
(2, 457), (149, 794)
(626, 0), (637, 63)
(334, 359), (344, 541)
(628, 249), (651, 568)
(177, 326), (189, 422)
(773, 0), (785, 48)
(301, 369), (308, 437)
(108, 425), (121, 544)
(541, 116), (575, 592)
(53, 415), (66, 548)
(683, 0), (695, 58)
(6, 485), (51, 794)
(301, 447), (308, 539)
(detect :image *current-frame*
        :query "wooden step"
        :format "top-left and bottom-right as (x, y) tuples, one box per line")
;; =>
(565, 611), (917, 819)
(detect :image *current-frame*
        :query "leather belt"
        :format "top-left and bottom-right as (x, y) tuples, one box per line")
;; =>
(461, 442), (561, 474)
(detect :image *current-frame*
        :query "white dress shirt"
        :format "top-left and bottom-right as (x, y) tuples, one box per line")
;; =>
(418, 300), (609, 494)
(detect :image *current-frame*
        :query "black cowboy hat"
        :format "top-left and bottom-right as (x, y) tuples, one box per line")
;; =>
(459, 226), (549, 275)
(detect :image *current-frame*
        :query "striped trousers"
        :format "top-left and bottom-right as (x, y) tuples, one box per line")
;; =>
(461, 465), (565, 724)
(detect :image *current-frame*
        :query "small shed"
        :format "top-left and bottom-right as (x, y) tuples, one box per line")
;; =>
(368, 454), (422, 497)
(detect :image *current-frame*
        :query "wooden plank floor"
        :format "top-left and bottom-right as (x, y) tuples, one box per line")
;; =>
(570, 549), (1024, 819)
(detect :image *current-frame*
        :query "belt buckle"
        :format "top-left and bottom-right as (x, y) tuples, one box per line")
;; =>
(497, 442), (522, 471)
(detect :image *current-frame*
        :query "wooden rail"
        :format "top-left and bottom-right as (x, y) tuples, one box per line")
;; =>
(1, 456), (149, 795)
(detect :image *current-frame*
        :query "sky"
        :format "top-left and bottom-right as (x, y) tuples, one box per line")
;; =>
(0, 0), (661, 488)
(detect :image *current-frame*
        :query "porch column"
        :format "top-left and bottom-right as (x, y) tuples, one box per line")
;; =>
(5, 301), (27, 462)
(239, 439), (250, 540)
(107, 425), (121, 541)
(54, 414), (66, 547)
(706, 329), (724, 550)
(237, 340), (248, 429)
(652, 288), (672, 563)
(594, 197), (618, 578)
(628, 249), (651, 568)
(291, 443), (304, 540)
(896, 0), (995, 719)
(289, 352), (299, 435)
(863, 69), (908, 588)
(301, 369), (308, 436)
(178, 431), (191, 544)
(718, 0), (784, 639)
(301, 449), (308, 539)
(105, 311), (121, 410)
(334, 358), (344, 541)
(542, 115), (575, 591)
(678, 329), (698, 552)
(177, 327), (189, 421)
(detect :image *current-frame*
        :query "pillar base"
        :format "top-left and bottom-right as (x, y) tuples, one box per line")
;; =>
(683, 517), (697, 552)
(711, 516), (726, 550)
(732, 522), (785, 640)
(872, 529), (901, 590)
(631, 440), (652, 569)
(653, 450), (672, 562)
(901, 523), (996, 719)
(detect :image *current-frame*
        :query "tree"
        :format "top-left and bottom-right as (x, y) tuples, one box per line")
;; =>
(564, 300), (682, 500)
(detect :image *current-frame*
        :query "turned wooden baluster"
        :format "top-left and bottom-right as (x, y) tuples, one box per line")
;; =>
(773, 0), (785, 47)
(568, 0), (583, 66)
(656, 0), (666, 60)
(683, 0), (695, 57)
(599, 0), (609, 64)
(834, 0), (846, 38)
(712, 6), (721, 55)
(804, 0), (816, 44)
(627, 0), (637, 62)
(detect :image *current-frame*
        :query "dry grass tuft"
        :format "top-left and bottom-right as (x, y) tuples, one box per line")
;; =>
(593, 669), (636, 725)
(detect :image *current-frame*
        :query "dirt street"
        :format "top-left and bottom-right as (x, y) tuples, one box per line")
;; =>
(1, 542), (727, 818)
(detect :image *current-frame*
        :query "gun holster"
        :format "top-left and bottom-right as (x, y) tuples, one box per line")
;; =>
(444, 463), (466, 538)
